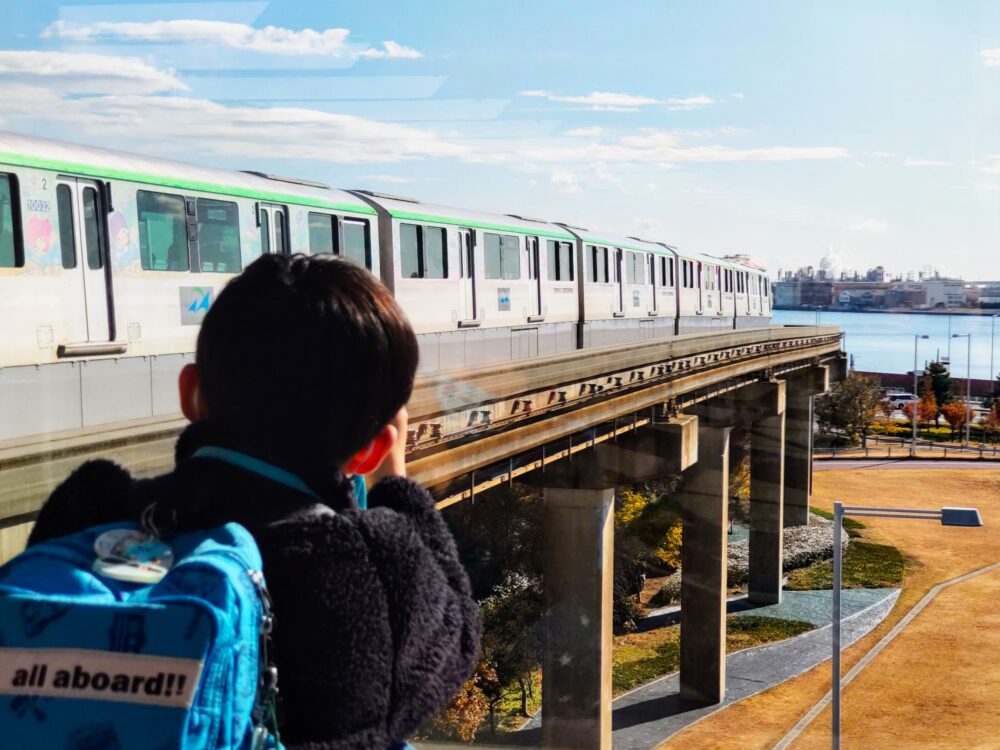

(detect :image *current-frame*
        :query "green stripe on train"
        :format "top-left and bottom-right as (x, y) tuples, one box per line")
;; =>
(0, 151), (377, 216)
(390, 209), (576, 240)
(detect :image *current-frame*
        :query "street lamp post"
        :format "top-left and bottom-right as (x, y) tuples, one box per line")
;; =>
(991, 314), (998, 394)
(831, 502), (983, 750)
(912, 334), (929, 455)
(952, 333), (972, 447)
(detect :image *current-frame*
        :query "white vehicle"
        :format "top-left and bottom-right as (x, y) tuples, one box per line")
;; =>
(889, 393), (918, 408)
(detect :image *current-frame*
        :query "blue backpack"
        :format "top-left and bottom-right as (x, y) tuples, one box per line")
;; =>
(0, 521), (281, 750)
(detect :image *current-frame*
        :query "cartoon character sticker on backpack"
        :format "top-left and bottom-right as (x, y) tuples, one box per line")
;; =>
(93, 529), (174, 585)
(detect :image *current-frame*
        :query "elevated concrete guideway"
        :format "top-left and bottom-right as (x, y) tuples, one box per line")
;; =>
(0, 325), (843, 750)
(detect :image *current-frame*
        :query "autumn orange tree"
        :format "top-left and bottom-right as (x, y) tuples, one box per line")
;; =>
(940, 401), (971, 439)
(426, 665), (491, 743)
(902, 390), (938, 434)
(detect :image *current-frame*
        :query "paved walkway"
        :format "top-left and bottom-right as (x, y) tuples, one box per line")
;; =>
(815, 459), (1000, 471)
(510, 588), (899, 750)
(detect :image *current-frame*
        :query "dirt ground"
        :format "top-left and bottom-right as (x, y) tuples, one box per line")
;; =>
(656, 468), (1000, 750)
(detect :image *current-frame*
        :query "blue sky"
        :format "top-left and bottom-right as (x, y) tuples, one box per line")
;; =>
(2, 1), (1000, 279)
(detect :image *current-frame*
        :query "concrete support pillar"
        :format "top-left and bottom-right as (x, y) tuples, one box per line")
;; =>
(679, 423), (731, 704)
(542, 486), (615, 750)
(749, 408), (785, 604)
(784, 367), (829, 527)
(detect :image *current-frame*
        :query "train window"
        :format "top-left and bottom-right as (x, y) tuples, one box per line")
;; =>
(586, 246), (609, 283)
(485, 232), (520, 280)
(308, 212), (335, 254)
(400, 222), (447, 278)
(526, 237), (539, 280)
(0, 174), (23, 268)
(197, 199), (241, 273)
(764, 278), (769, 297)
(342, 218), (371, 268)
(137, 190), (188, 271)
(631, 252), (646, 284)
(423, 226), (446, 278)
(625, 252), (635, 284)
(56, 184), (76, 269)
(82, 187), (104, 270)
(547, 240), (574, 282)
(274, 210), (287, 254)
(260, 210), (271, 254)
(400, 223), (419, 276)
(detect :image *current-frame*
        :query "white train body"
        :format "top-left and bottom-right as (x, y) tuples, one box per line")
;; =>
(0, 133), (771, 441)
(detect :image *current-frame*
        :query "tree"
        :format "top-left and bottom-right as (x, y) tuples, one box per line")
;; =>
(982, 407), (1000, 445)
(983, 374), (1000, 414)
(478, 572), (543, 733)
(940, 401), (970, 438)
(426, 666), (491, 742)
(903, 389), (937, 430)
(814, 373), (887, 447)
(924, 362), (955, 422)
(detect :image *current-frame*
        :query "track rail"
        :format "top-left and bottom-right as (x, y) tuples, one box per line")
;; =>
(0, 325), (841, 526)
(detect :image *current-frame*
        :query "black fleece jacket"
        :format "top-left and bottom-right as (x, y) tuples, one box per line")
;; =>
(27, 421), (481, 750)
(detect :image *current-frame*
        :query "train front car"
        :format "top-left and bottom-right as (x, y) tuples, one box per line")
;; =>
(0, 131), (377, 443)
(350, 192), (581, 374)
(724, 254), (771, 328)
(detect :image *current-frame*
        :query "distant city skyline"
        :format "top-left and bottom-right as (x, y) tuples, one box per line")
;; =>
(1, 2), (999, 278)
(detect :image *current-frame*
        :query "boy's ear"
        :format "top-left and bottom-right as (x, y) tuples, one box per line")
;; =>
(345, 424), (398, 476)
(178, 363), (207, 422)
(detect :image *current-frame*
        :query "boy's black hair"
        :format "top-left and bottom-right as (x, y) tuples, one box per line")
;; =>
(195, 253), (419, 467)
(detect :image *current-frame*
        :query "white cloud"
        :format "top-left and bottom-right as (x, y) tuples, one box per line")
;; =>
(550, 168), (581, 193)
(849, 219), (887, 234)
(356, 40), (424, 59)
(980, 155), (1000, 175)
(903, 158), (952, 167)
(565, 126), (605, 137)
(515, 129), (847, 164)
(362, 174), (416, 183)
(0, 80), (465, 164)
(589, 161), (621, 186)
(520, 89), (716, 112)
(632, 216), (665, 239)
(980, 48), (1000, 66)
(871, 151), (895, 158)
(665, 95), (716, 111)
(730, 92), (745, 100)
(0, 50), (185, 94)
(41, 19), (422, 59)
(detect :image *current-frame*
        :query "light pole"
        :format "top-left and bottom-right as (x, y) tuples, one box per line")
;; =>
(952, 333), (971, 447)
(912, 334), (929, 455)
(990, 314), (998, 394)
(831, 502), (983, 750)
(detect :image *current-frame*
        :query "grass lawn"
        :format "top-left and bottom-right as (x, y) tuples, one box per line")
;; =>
(659, 468), (1000, 750)
(809, 507), (866, 538)
(612, 615), (814, 695)
(785, 540), (907, 590)
(493, 670), (542, 732)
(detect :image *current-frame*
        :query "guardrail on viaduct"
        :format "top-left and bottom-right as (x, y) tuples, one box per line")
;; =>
(0, 325), (843, 556)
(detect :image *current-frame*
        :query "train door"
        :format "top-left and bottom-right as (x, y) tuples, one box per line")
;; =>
(526, 235), (542, 320)
(458, 227), (478, 322)
(56, 177), (113, 344)
(613, 248), (625, 317)
(259, 203), (289, 254)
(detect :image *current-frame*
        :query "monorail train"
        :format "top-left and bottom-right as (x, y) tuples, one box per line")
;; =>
(0, 132), (770, 441)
